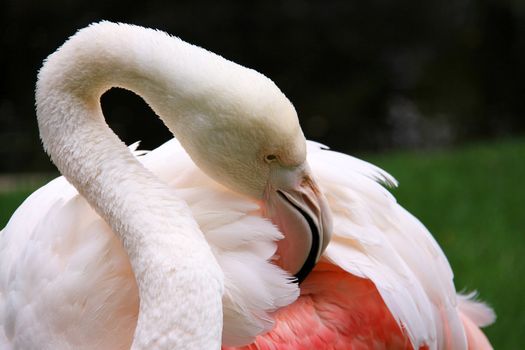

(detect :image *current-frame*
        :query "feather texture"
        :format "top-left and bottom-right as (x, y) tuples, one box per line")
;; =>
(1, 138), (494, 349)
(306, 142), (493, 349)
(227, 142), (494, 350)
(0, 139), (298, 349)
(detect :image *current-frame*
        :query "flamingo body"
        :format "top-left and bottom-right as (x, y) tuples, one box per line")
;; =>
(1, 139), (494, 349)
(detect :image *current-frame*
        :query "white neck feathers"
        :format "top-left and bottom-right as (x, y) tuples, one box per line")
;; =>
(36, 22), (228, 349)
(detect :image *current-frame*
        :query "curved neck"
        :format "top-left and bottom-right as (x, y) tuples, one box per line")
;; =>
(36, 22), (224, 349)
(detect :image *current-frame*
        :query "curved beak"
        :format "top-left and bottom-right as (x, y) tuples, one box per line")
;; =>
(263, 162), (332, 283)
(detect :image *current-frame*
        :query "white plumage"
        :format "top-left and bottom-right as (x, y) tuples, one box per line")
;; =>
(1, 139), (495, 349)
(307, 142), (494, 349)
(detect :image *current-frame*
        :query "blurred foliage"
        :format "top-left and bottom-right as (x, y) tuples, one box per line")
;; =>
(1, 0), (524, 172)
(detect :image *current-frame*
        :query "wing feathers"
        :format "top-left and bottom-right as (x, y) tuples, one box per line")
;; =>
(306, 141), (485, 350)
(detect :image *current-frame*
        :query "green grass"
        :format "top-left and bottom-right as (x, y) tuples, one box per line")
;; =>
(367, 138), (525, 349)
(1, 139), (523, 348)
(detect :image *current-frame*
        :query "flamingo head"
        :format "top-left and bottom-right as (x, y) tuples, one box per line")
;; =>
(169, 74), (333, 282)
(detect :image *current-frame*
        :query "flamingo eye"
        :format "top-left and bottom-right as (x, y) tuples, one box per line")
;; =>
(265, 154), (278, 163)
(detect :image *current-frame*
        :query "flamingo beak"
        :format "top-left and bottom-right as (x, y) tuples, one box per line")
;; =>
(263, 163), (332, 283)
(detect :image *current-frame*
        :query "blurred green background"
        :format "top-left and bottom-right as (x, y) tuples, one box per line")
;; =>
(1, 0), (523, 348)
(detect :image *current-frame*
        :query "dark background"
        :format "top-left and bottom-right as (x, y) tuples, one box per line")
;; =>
(1, 0), (523, 172)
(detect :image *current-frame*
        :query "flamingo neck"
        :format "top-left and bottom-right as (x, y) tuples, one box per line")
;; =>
(36, 22), (225, 349)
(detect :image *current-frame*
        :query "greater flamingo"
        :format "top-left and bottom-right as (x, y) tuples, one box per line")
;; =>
(0, 22), (494, 349)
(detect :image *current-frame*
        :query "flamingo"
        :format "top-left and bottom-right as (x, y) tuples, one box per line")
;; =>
(0, 22), (494, 349)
